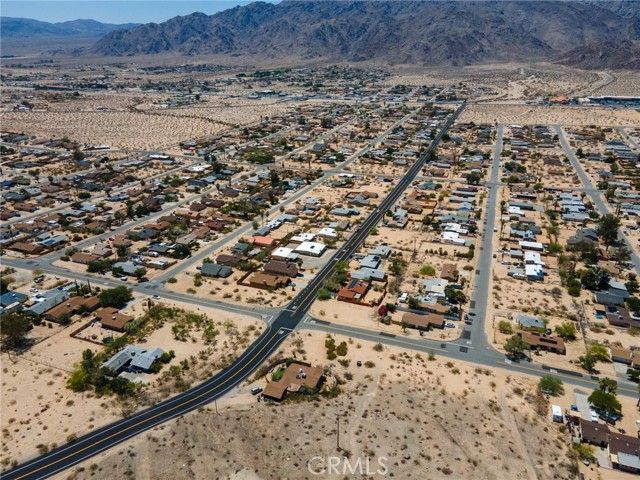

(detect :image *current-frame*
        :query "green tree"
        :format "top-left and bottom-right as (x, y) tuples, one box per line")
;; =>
(504, 335), (530, 358)
(554, 322), (578, 341)
(597, 214), (621, 250)
(444, 285), (467, 305)
(567, 277), (581, 297)
(67, 368), (90, 392)
(578, 267), (610, 291)
(419, 264), (436, 276)
(626, 274), (640, 295)
(407, 296), (420, 309)
(172, 243), (191, 259)
(132, 268), (147, 279)
(539, 375), (564, 396)
(626, 297), (640, 315)
(72, 148), (84, 162)
(0, 312), (32, 347)
(98, 286), (133, 308)
(317, 288), (331, 301)
(589, 343), (611, 363)
(0, 277), (10, 294)
(573, 443), (595, 462)
(466, 171), (481, 185)
(547, 243), (563, 254)
(498, 320), (513, 334)
(578, 353), (597, 372)
(599, 377), (618, 394)
(588, 389), (622, 416)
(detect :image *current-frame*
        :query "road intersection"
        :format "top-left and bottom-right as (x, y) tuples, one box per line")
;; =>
(5, 108), (640, 480)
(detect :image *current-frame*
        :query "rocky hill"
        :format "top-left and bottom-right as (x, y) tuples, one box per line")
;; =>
(88, 1), (640, 68)
(557, 40), (640, 71)
(1, 17), (138, 39)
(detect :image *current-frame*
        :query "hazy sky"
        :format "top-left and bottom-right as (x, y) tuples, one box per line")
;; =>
(2, 1), (279, 24)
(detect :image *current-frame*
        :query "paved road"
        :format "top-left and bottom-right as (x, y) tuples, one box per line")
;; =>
(465, 124), (503, 349)
(297, 317), (640, 398)
(1, 104), (466, 480)
(0, 104), (425, 322)
(554, 125), (640, 278)
(618, 127), (640, 151)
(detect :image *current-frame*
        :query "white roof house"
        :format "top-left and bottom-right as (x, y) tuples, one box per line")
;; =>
(291, 233), (316, 243)
(508, 206), (523, 215)
(525, 264), (544, 280)
(295, 241), (326, 257)
(271, 247), (299, 261)
(519, 240), (544, 251)
(422, 278), (449, 296)
(524, 251), (545, 265)
(442, 223), (468, 234)
(441, 231), (466, 246)
(318, 227), (337, 238)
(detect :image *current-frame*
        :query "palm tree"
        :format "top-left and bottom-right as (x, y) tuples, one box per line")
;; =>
(599, 377), (618, 395)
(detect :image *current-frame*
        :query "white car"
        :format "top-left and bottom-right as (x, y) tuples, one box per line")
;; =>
(152, 295), (161, 300)
(445, 322), (456, 328)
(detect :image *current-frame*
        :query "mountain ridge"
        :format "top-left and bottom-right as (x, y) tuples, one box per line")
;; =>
(91, 1), (640, 68)
(0, 16), (138, 39)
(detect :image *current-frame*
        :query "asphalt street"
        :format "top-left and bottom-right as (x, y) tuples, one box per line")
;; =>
(554, 125), (640, 278)
(1, 104), (465, 480)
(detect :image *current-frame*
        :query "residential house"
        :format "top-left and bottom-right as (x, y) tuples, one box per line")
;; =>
(249, 272), (289, 289)
(101, 345), (166, 374)
(401, 312), (445, 330)
(216, 251), (246, 267)
(43, 295), (99, 322)
(295, 242), (326, 257)
(604, 305), (640, 328)
(351, 268), (386, 281)
(610, 346), (635, 366)
(369, 245), (392, 258)
(113, 261), (144, 276)
(0, 291), (28, 307)
(70, 252), (100, 265)
(262, 363), (325, 402)
(264, 260), (299, 278)
(525, 264), (544, 281)
(10, 242), (46, 255)
(337, 279), (369, 302)
(440, 263), (459, 282)
(517, 331), (566, 354)
(200, 263), (233, 278)
(516, 314), (545, 330)
(25, 290), (69, 316)
(271, 247), (299, 261)
(95, 307), (135, 332)
(359, 254), (381, 270)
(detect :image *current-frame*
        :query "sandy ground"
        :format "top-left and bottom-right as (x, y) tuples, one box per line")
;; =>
(0, 298), (263, 468)
(54, 330), (592, 480)
(0, 110), (225, 150)
(460, 105), (640, 128)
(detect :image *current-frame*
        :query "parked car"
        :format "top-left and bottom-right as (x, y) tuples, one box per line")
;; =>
(152, 295), (161, 300)
(250, 387), (263, 395)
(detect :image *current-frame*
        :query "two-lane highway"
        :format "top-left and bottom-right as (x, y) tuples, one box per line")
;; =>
(3, 104), (466, 480)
